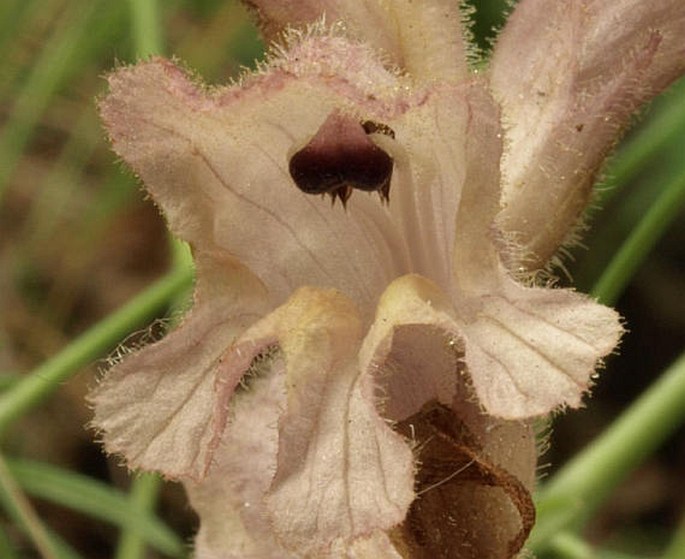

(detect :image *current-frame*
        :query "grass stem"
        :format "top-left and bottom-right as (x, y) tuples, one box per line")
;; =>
(530, 352), (685, 551)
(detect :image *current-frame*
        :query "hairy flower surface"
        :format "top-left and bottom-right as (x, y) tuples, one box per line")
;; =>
(91, 1), (684, 557)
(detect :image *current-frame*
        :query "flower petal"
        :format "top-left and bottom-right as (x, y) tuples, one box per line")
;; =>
(244, 0), (469, 81)
(391, 402), (536, 559)
(450, 79), (623, 417)
(100, 49), (411, 310)
(365, 271), (622, 419)
(90, 252), (268, 480)
(464, 285), (623, 418)
(360, 274), (462, 421)
(381, 82), (477, 292)
(343, 532), (405, 559)
(490, 0), (685, 265)
(226, 287), (415, 555)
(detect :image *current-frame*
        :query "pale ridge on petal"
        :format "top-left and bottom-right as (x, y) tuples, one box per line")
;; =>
(225, 288), (414, 555)
(187, 366), (293, 559)
(361, 274), (463, 421)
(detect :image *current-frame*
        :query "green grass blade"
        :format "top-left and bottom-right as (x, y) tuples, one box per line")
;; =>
(7, 458), (186, 557)
(542, 531), (597, 559)
(0, 524), (20, 559)
(20, 108), (100, 249)
(662, 514), (685, 559)
(0, 453), (82, 559)
(114, 473), (184, 559)
(0, 373), (20, 391)
(575, 78), (685, 291)
(530, 352), (685, 552)
(0, 268), (193, 437)
(0, 0), (128, 204)
(0, 0), (38, 66)
(591, 166), (685, 305)
(0, 1), (99, 202)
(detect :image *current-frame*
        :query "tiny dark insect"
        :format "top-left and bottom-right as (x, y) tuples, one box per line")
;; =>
(361, 119), (396, 139)
(288, 111), (395, 205)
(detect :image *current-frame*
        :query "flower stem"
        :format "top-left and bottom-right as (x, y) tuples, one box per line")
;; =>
(530, 352), (685, 551)
(127, 0), (164, 58)
(591, 166), (685, 306)
(0, 268), (193, 438)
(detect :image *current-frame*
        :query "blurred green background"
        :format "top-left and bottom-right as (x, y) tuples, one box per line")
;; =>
(0, 1), (683, 557)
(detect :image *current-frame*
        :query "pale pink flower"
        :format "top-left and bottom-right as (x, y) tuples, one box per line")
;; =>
(91, 1), (684, 557)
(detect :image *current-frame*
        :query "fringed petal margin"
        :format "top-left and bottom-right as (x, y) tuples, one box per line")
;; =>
(90, 252), (268, 480)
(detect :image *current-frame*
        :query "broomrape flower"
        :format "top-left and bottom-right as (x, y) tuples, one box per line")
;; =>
(90, 1), (685, 557)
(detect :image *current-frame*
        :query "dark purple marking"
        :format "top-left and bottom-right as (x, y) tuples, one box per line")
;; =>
(289, 111), (394, 205)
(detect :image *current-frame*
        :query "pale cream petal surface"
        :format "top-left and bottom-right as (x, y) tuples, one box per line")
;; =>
(448, 80), (624, 418)
(462, 285), (622, 418)
(218, 288), (415, 555)
(363, 269), (622, 420)
(381, 83), (472, 292)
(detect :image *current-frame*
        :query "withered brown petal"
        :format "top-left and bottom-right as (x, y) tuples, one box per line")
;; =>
(288, 111), (393, 201)
(390, 402), (535, 559)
